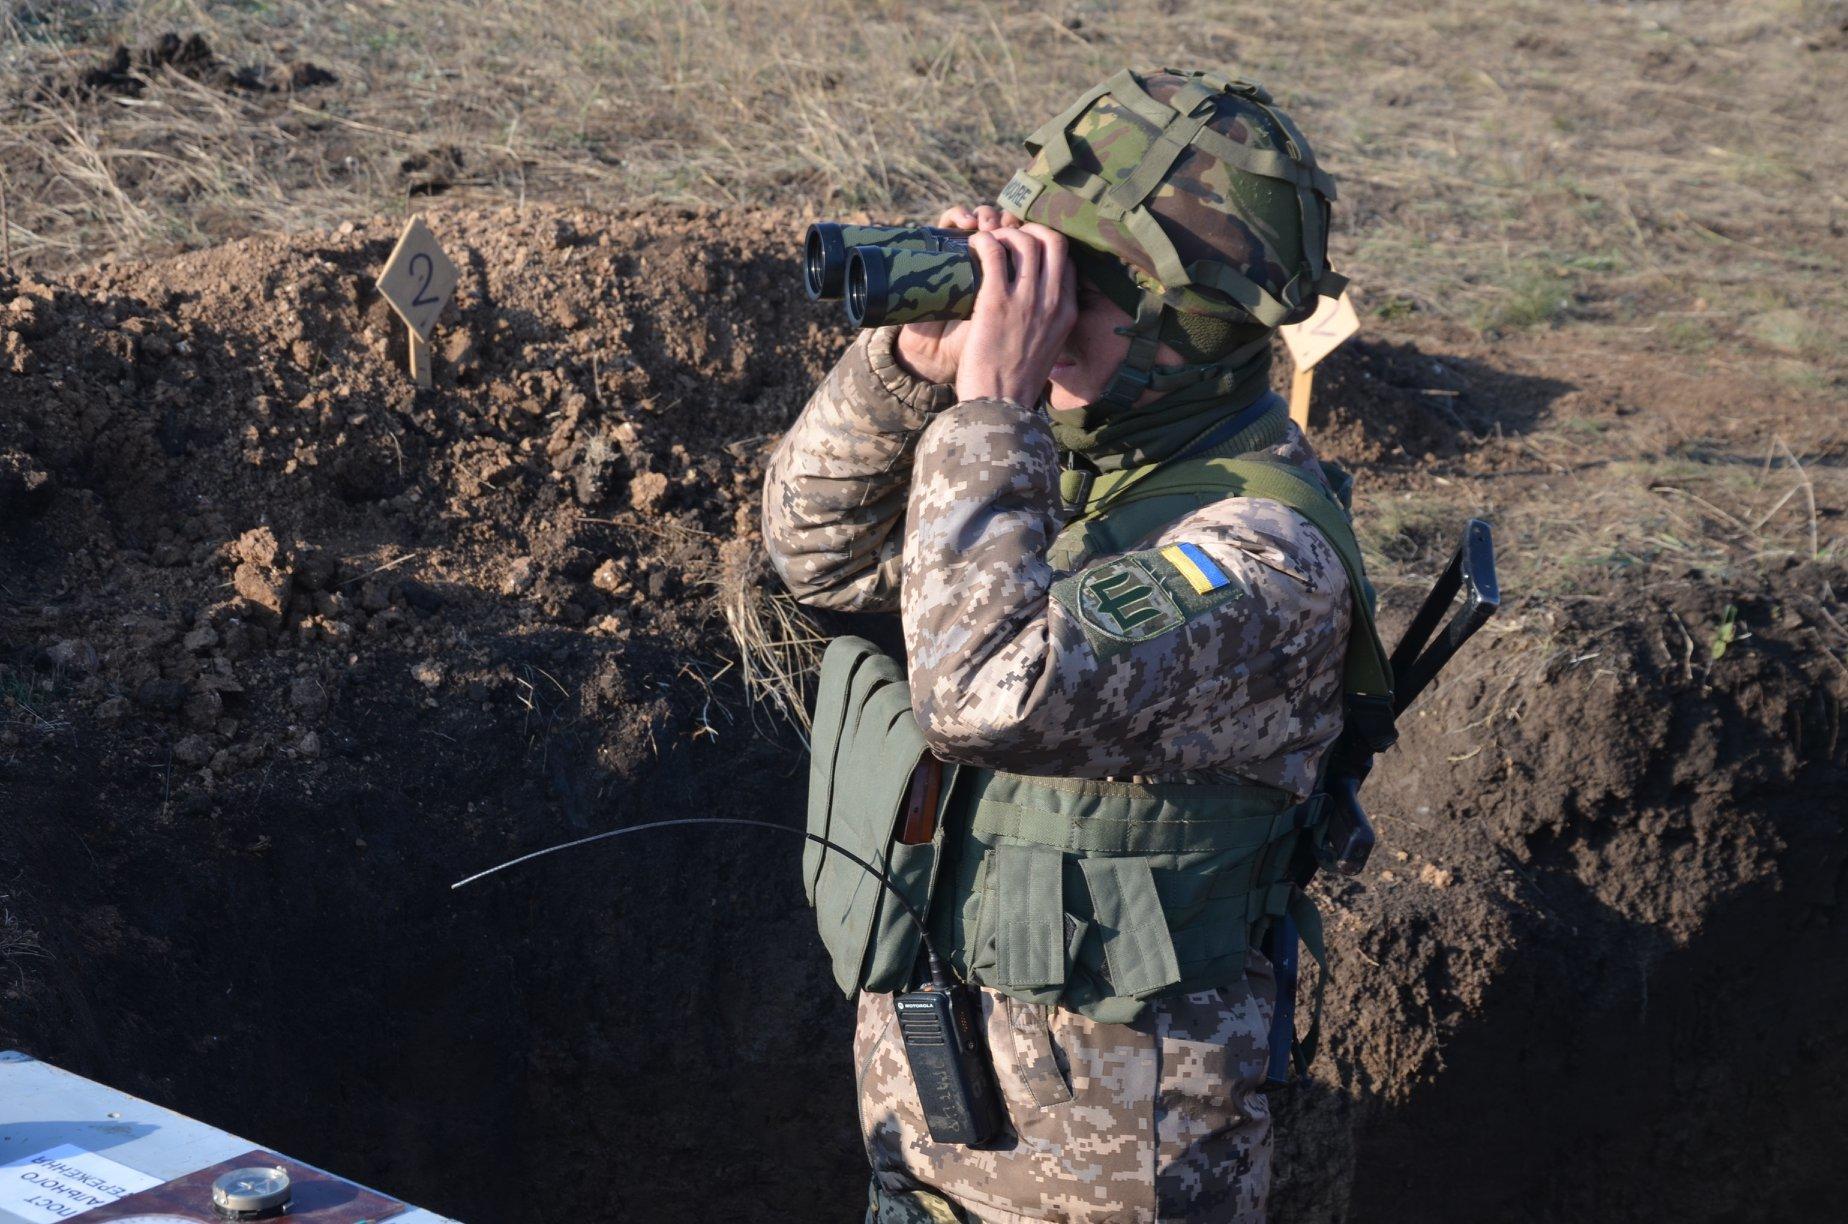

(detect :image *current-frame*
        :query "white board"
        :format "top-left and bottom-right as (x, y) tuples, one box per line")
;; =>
(0, 1144), (160, 1221)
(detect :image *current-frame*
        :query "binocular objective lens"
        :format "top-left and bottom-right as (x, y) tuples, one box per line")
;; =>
(804, 228), (827, 300)
(846, 259), (868, 325)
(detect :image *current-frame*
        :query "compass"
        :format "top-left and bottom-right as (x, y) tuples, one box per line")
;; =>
(210, 1165), (292, 1219)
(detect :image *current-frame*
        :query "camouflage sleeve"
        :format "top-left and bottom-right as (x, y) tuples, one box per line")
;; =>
(902, 398), (1351, 795)
(762, 326), (956, 611)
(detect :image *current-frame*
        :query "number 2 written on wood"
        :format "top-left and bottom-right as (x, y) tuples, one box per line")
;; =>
(1279, 290), (1359, 372)
(376, 216), (458, 341)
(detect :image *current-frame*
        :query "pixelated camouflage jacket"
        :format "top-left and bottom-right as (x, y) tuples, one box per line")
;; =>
(762, 326), (1350, 798)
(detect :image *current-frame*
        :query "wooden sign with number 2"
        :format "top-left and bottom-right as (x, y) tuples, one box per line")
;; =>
(376, 215), (458, 387)
(1278, 289), (1360, 430)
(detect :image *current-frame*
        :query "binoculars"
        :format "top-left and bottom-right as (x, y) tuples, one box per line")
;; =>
(804, 222), (980, 328)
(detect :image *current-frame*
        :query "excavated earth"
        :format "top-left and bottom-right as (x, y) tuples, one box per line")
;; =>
(1, 205), (1844, 1223)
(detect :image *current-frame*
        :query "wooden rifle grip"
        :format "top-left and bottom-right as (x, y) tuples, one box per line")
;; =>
(899, 756), (944, 845)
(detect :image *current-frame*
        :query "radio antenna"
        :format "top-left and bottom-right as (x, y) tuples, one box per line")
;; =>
(452, 817), (953, 990)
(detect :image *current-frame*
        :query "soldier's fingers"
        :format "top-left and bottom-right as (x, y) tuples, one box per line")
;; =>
(967, 231), (1012, 312)
(936, 206), (978, 230)
(1021, 222), (1066, 259)
(973, 205), (1008, 231)
(1045, 242), (1078, 330)
(988, 227), (1040, 293)
(1021, 224), (1069, 300)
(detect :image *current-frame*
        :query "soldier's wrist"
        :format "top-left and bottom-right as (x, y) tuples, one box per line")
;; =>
(891, 325), (956, 387)
(866, 326), (958, 419)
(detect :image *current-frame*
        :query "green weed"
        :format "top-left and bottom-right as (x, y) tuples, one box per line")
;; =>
(1473, 268), (1572, 334)
(1663, 318), (1715, 353)
(1709, 604), (1740, 660)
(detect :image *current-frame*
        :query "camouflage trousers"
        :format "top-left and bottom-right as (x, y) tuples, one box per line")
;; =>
(855, 954), (1275, 1223)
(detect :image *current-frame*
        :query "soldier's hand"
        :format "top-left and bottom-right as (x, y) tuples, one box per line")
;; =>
(933, 205), (1020, 234)
(894, 206), (1021, 385)
(953, 224), (1078, 407)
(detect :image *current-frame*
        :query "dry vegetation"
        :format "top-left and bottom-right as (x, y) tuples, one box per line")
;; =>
(3, 0), (1844, 361)
(2, 0), (1845, 673)
(3, 10), (1847, 1219)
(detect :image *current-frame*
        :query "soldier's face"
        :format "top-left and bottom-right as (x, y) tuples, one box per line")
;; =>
(1046, 281), (1185, 413)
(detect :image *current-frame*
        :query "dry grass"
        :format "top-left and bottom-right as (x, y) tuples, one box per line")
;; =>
(2, 0), (1844, 370)
(1356, 423), (1848, 687)
(1514, 446), (1842, 589)
(719, 542), (827, 736)
(4, 0), (1845, 710)
(0, 893), (45, 972)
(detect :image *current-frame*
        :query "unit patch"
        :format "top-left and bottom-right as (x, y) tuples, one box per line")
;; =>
(1072, 558), (1184, 641)
(1054, 541), (1247, 655)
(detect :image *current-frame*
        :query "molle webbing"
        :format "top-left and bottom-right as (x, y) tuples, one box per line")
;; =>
(949, 770), (1306, 1022)
(1009, 67), (1343, 328)
(969, 770), (1297, 853)
(1083, 454), (1392, 700)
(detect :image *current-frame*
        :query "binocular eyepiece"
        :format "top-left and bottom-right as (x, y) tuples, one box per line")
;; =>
(804, 222), (982, 328)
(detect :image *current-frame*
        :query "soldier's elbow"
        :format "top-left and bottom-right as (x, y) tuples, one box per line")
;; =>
(786, 580), (859, 611)
(769, 551), (888, 613)
(916, 706), (967, 759)
(764, 547), (834, 607)
(914, 697), (1021, 768)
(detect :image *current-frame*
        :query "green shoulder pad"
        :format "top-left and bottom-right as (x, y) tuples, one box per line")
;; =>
(1080, 456), (1392, 700)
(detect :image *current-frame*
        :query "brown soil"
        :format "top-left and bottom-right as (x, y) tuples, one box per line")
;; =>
(50, 32), (338, 99)
(3, 205), (1845, 1222)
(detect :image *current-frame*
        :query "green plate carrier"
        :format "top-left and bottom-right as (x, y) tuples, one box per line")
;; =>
(805, 411), (1391, 1025)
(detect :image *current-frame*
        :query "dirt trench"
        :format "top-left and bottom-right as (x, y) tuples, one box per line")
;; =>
(2, 205), (1844, 1222)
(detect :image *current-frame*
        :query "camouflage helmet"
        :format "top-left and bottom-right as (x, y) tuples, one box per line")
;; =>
(998, 69), (1345, 409)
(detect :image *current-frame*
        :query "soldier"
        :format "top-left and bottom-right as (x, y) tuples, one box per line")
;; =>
(765, 69), (1369, 1222)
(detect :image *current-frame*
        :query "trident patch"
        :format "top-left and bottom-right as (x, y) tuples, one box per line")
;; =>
(1073, 558), (1184, 642)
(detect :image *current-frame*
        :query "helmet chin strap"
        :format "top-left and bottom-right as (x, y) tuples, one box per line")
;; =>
(1096, 293), (1170, 411)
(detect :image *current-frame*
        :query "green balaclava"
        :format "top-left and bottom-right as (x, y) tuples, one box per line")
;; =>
(996, 68), (1347, 472)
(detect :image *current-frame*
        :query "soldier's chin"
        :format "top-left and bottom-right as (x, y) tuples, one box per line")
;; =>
(1045, 375), (1095, 413)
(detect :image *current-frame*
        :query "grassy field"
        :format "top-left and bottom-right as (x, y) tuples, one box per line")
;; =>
(3, 0), (1845, 382)
(3, 0), (1844, 691)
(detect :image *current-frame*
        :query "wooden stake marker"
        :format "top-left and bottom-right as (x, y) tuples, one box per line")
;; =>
(375, 215), (458, 388)
(408, 330), (432, 387)
(1278, 289), (1360, 431)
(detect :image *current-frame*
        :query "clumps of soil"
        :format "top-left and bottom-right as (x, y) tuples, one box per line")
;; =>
(0, 447), (53, 518)
(1287, 333), (1573, 465)
(2, 206), (1845, 1223)
(58, 31), (336, 98)
(400, 146), (474, 198)
(1, 205), (859, 1218)
(0, 205), (824, 804)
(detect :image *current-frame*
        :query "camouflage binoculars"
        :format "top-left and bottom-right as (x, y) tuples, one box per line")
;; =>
(804, 222), (980, 328)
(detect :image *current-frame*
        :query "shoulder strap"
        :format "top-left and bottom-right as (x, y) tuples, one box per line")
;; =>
(1092, 454), (1393, 703)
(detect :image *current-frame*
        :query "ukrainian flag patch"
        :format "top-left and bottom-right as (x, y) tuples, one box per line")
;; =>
(1160, 542), (1234, 596)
